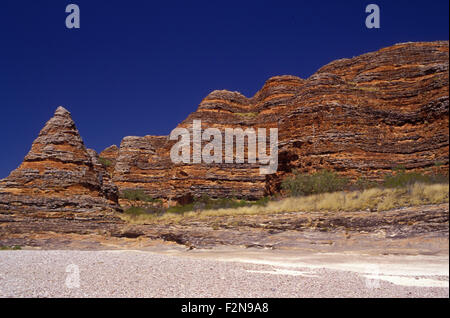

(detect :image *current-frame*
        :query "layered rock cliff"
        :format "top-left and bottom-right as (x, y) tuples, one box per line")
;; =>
(274, 41), (449, 191)
(108, 41), (449, 201)
(0, 41), (448, 210)
(0, 107), (120, 216)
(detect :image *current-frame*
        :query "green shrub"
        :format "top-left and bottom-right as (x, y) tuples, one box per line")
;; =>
(124, 206), (145, 215)
(124, 206), (164, 216)
(434, 161), (445, 167)
(352, 176), (378, 190)
(431, 174), (450, 184)
(120, 189), (161, 203)
(98, 157), (113, 167)
(166, 196), (270, 215)
(166, 203), (197, 215)
(281, 169), (349, 197)
(384, 167), (448, 188)
(254, 196), (270, 206)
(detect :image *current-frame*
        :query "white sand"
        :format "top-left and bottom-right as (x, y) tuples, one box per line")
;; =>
(0, 249), (448, 298)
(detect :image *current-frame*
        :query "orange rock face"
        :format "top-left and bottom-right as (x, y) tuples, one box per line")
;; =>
(99, 145), (119, 175)
(0, 41), (448, 211)
(273, 41), (449, 192)
(108, 41), (449, 201)
(0, 107), (120, 214)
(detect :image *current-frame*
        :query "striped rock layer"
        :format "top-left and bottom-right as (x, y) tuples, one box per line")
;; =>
(0, 41), (448, 213)
(106, 41), (449, 201)
(0, 107), (120, 215)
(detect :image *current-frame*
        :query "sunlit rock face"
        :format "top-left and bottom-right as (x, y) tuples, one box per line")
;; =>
(0, 107), (120, 216)
(1, 41), (448, 209)
(109, 41), (449, 201)
(274, 41), (449, 191)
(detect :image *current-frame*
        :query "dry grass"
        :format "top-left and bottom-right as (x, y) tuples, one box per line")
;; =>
(119, 183), (449, 224)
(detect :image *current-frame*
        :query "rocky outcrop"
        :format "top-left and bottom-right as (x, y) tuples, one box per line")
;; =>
(110, 41), (449, 201)
(0, 41), (448, 246)
(108, 75), (308, 202)
(2, 204), (447, 252)
(0, 41), (448, 210)
(271, 41), (449, 192)
(0, 107), (120, 215)
(87, 149), (119, 203)
(99, 145), (119, 175)
(126, 204), (449, 250)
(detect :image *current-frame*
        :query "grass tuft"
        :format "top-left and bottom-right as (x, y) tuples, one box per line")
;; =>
(0, 245), (22, 250)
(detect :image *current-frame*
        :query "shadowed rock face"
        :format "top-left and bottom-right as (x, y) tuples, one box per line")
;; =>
(108, 41), (449, 201)
(0, 107), (120, 215)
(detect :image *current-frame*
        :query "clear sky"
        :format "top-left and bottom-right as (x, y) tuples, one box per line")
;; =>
(0, 0), (448, 178)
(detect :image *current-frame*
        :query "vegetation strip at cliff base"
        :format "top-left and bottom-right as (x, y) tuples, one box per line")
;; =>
(119, 182), (449, 224)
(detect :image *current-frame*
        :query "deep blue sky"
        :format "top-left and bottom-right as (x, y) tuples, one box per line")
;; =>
(0, 0), (448, 178)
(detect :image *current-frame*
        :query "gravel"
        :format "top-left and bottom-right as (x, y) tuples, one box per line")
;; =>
(0, 250), (448, 298)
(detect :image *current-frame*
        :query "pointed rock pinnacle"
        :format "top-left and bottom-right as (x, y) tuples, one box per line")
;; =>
(54, 106), (71, 117)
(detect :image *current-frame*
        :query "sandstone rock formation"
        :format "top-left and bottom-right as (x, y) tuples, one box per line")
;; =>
(273, 41), (449, 192)
(0, 41), (448, 248)
(0, 107), (120, 215)
(0, 41), (448, 210)
(99, 145), (119, 175)
(107, 41), (449, 201)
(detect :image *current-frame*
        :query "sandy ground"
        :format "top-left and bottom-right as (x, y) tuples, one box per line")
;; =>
(0, 247), (448, 298)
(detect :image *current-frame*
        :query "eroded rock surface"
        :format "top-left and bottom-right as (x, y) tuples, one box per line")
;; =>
(109, 41), (449, 201)
(0, 42), (448, 245)
(1, 204), (448, 253)
(0, 107), (120, 217)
